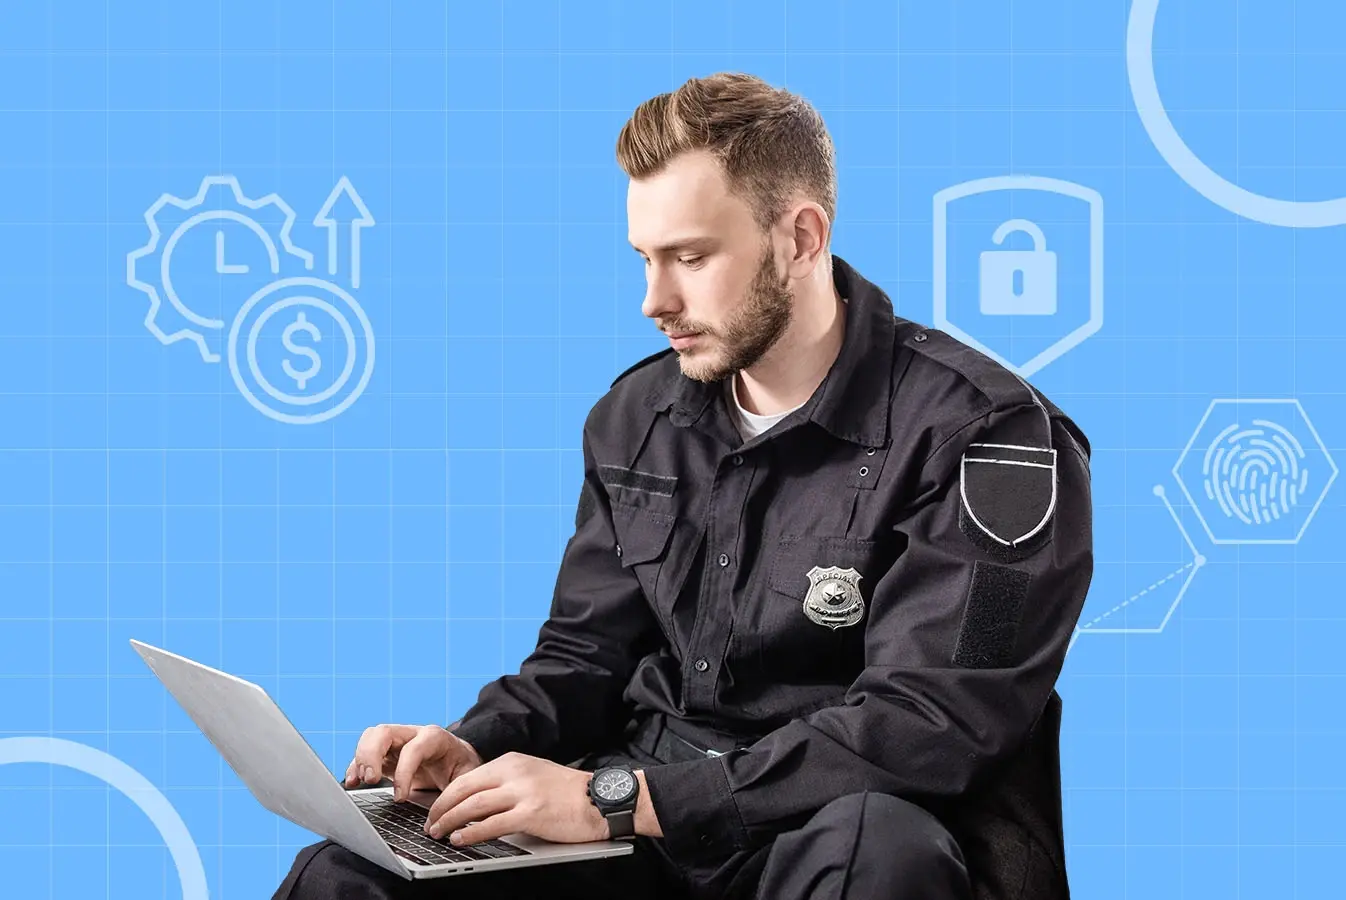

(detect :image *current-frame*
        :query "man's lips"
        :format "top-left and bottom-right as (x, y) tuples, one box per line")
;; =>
(667, 331), (702, 348)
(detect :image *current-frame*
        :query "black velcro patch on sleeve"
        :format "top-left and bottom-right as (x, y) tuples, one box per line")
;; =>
(952, 561), (1032, 669)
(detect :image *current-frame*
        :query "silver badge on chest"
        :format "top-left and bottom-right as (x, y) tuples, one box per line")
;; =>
(803, 566), (865, 630)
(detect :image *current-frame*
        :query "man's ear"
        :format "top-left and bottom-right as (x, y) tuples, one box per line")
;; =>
(784, 202), (830, 278)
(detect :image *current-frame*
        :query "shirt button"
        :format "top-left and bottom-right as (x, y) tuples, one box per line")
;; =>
(694, 658), (709, 672)
(615, 544), (622, 558)
(699, 833), (713, 846)
(717, 553), (730, 567)
(859, 466), (869, 477)
(865, 447), (876, 456)
(732, 454), (744, 466)
(914, 331), (928, 343)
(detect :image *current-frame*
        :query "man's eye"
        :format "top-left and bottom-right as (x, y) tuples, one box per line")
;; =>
(679, 256), (704, 268)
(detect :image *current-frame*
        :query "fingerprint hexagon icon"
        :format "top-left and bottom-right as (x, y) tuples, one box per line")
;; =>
(1174, 399), (1338, 545)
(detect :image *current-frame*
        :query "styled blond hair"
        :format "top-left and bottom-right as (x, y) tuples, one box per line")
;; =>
(615, 72), (837, 241)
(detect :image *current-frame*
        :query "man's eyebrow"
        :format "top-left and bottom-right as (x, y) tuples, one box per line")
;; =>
(629, 237), (714, 255)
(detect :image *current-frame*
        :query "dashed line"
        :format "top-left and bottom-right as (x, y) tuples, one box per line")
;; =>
(1081, 562), (1195, 628)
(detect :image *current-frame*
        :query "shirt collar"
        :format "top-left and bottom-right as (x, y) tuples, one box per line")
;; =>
(643, 254), (895, 449)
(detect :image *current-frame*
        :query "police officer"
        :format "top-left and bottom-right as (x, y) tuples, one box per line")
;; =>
(275, 72), (1092, 900)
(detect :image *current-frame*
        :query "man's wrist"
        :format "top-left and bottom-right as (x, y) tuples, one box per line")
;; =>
(631, 769), (662, 838)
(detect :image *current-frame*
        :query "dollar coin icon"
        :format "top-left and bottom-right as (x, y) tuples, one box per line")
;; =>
(227, 277), (375, 424)
(281, 312), (322, 390)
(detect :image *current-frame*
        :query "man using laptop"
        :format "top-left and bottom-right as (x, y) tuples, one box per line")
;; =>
(275, 72), (1093, 900)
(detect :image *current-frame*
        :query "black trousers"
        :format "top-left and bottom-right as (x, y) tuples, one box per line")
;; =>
(273, 740), (973, 900)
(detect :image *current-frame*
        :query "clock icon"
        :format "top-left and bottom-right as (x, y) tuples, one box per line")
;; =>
(157, 211), (286, 332)
(128, 175), (322, 368)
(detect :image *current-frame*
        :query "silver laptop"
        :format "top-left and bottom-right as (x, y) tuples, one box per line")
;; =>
(129, 639), (634, 880)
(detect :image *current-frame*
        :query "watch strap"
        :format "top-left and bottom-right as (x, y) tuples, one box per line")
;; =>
(604, 808), (635, 839)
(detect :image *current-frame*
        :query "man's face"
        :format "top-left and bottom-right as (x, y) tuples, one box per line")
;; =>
(628, 150), (793, 383)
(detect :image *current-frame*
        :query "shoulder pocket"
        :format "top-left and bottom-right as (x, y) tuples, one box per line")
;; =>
(610, 501), (676, 567)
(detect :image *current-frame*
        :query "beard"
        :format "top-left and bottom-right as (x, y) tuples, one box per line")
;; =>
(675, 243), (794, 384)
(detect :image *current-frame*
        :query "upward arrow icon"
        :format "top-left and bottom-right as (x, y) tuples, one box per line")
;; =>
(314, 176), (375, 289)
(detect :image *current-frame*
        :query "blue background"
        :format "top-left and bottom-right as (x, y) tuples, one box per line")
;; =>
(0, 0), (1343, 896)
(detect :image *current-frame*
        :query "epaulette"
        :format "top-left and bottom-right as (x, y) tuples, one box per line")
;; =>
(610, 347), (675, 388)
(901, 326), (1038, 410)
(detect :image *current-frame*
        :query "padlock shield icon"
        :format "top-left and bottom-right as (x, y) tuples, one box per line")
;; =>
(979, 218), (1058, 316)
(933, 175), (1103, 378)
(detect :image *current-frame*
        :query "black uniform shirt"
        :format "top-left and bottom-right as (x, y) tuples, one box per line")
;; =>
(450, 255), (1094, 877)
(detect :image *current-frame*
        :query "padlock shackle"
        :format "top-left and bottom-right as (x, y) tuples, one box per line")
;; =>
(990, 218), (1047, 252)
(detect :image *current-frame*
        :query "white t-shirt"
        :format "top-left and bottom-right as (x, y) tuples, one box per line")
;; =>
(725, 374), (808, 442)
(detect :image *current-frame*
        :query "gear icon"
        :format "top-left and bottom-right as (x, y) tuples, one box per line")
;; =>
(126, 174), (315, 363)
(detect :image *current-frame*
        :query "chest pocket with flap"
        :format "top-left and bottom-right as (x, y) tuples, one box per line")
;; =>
(611, 502), (675, 564)
(610, 501), (677, 609)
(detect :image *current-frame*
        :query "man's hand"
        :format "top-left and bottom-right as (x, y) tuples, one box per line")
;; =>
(421, 752), (610, 846)
(343, 723), (483, 801)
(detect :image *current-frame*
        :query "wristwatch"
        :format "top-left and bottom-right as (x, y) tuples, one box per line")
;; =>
(586, 764), (639, 839)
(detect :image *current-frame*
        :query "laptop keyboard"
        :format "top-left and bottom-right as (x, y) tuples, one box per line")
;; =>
(352, 792), (532, 867)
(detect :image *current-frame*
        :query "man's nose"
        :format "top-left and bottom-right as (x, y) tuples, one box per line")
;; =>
(641, 268), (680, 321)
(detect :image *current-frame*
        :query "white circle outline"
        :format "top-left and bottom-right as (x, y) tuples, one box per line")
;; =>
(246, 296), (357, 407)
(1128, 0), (1346, 227)
(227, 277), (376, 426)
(0, 736), (209, 898)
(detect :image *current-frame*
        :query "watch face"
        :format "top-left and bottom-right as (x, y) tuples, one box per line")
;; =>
(593, 769), (635, 802)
